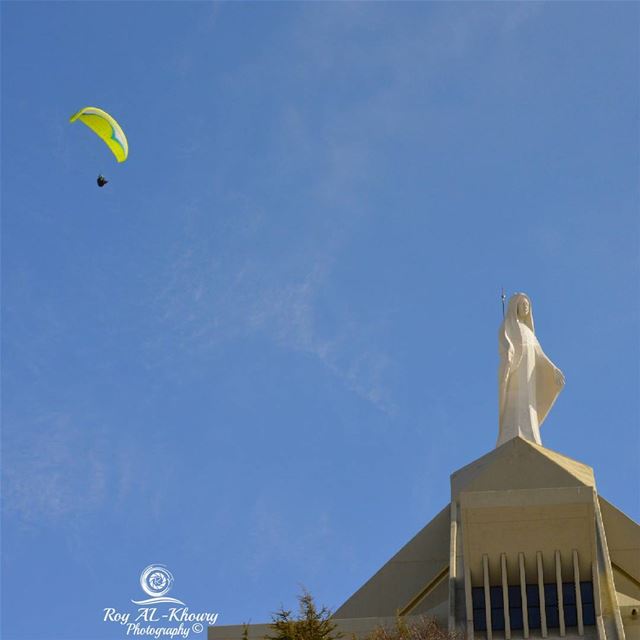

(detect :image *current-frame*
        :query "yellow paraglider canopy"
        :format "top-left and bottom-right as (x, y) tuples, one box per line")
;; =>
(70, 106), (129, 163)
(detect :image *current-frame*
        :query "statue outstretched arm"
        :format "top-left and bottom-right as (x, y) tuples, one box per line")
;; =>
(533, 346), (565, 427)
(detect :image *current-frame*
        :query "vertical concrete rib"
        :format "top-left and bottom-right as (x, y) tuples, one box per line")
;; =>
(592, 560), (606, 640)
(537, 551), (548, 638)
(519, 553), (529, 639)
(594, 495), (626, 640)
(573, 549), (584, 636)
(483, 554), (493, 640)
(556, 550), (566, 636)
(449, 502), (457, 633)
(465, 564), (475, 640)
(502, 554), (511, 640)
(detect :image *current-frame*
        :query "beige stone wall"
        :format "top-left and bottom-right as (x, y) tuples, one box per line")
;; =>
(333, 505), (450, 619)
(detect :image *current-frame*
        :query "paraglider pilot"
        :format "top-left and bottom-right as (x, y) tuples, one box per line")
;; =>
(97, 175), (108, 188)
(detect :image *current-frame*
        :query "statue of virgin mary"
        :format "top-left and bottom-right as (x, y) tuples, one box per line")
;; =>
(498, 293), (565, 447)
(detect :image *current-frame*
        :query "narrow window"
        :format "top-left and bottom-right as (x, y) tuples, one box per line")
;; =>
(544, 583), (559, 629)
(526, 584), (541, 629)
(562, 582), (577, 627)
(472, 586), (487, 631)
(580, 582), (596, 626)
(508, 585), (523, 630)
(490, 586), (505, 631)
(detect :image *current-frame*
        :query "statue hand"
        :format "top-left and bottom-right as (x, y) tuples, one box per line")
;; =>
(555, 368), (565, 387)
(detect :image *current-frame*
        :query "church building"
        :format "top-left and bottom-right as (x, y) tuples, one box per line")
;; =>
(209, 295), (639, 640)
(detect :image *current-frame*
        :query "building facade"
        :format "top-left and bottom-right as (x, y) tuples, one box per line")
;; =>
(209, 437), (639, 640)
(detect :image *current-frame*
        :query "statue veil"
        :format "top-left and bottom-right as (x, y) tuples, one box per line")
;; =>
(499, 293), (534, 374)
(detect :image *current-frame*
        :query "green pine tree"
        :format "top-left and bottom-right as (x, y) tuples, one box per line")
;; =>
(267, 590), (341, 640)
(267, 606), (297, 640)
(296, 590), (341, 640)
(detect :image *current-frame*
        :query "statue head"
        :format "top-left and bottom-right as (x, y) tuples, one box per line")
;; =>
(507, 292), (535, 334)
(517, 296), (530, 320)
(499, 293), (536, 366)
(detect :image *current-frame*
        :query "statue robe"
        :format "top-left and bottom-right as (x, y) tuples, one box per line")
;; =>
(498, 295), (564, 448)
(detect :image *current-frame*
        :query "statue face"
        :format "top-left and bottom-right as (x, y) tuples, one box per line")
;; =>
(517, 297), (530, 319)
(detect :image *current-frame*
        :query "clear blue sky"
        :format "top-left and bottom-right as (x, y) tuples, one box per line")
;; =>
(2, 2), (638, 639)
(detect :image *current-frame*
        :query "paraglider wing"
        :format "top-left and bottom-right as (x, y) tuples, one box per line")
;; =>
(70, 107), (128, 163)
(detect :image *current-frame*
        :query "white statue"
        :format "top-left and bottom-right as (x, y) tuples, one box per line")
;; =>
(498, 293), (565, 447)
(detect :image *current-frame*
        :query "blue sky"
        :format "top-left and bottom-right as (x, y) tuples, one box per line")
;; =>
(1, 2), (638, 639)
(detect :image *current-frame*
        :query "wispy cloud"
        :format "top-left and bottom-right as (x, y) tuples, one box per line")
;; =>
(1, 409), (148, 528)
(147, 223), (395, 413)
(143, 3), (537, 414)
(2, 412), (109, 524)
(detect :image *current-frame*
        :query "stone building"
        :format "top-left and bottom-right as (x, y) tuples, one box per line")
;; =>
(209, 436), (639, 640)
(210, 295), (639, 640)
